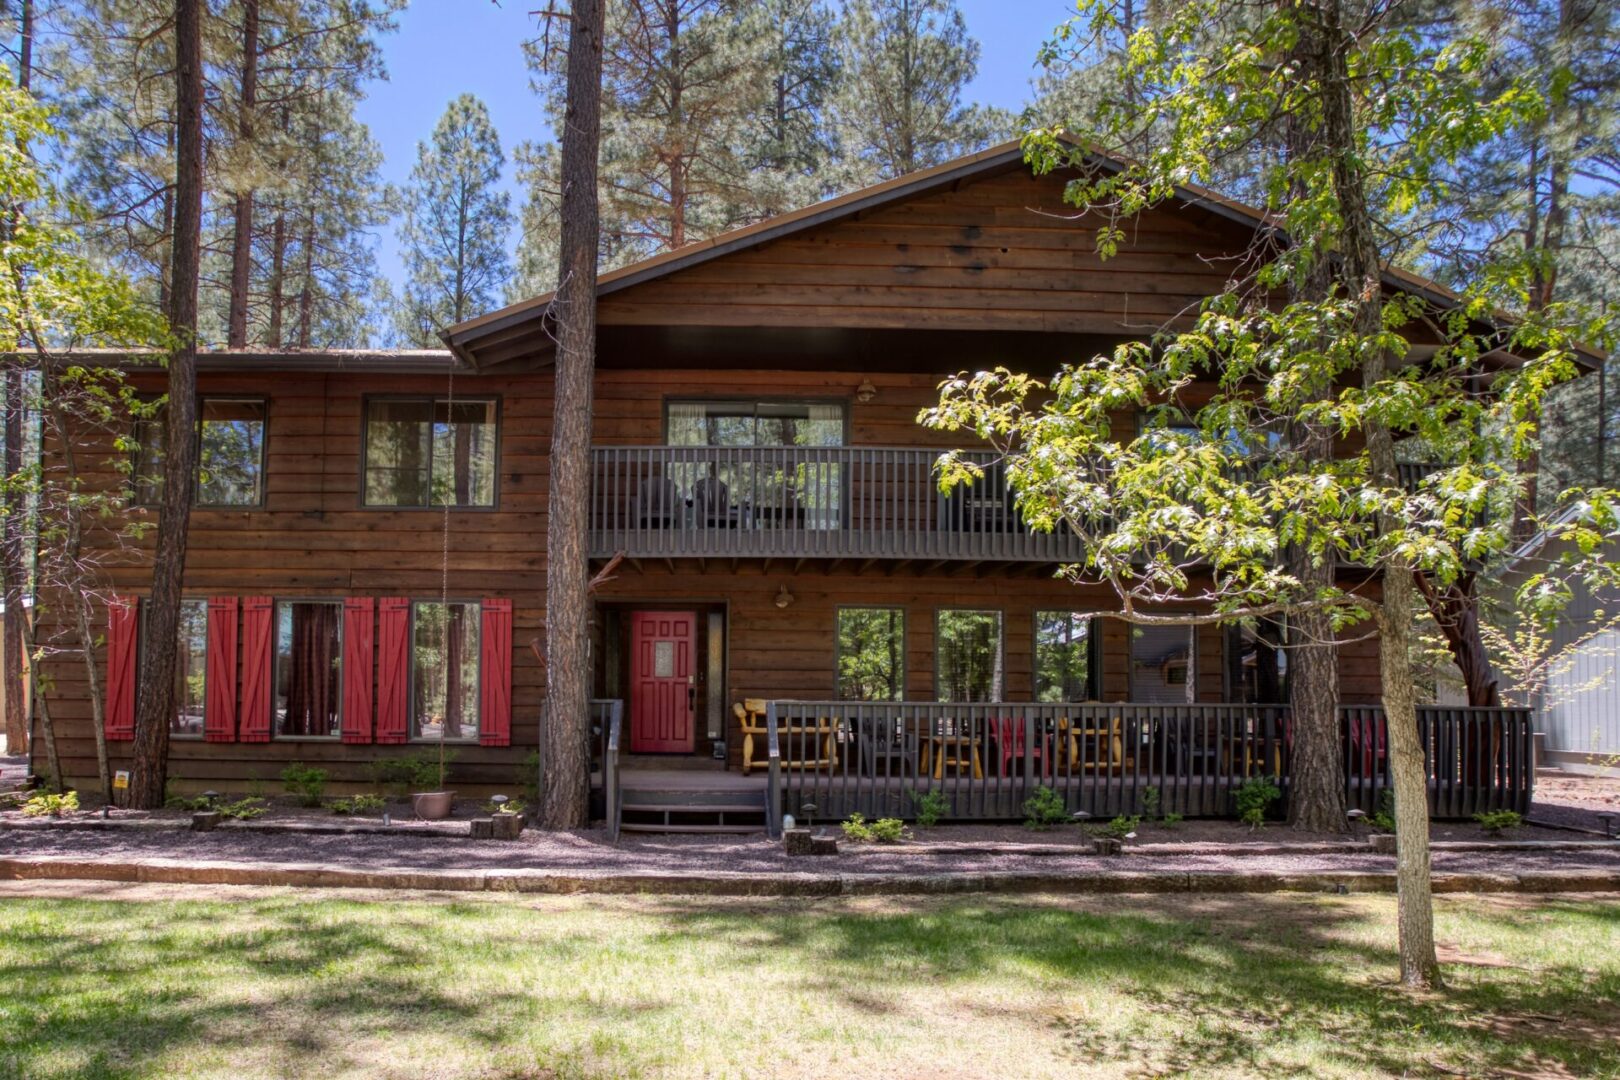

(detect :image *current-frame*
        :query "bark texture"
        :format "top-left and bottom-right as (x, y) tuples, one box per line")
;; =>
(1416, 571), (1499, 706)
(226, 0), (260, 349)
(129, 0), (205, 809)
(1316, 0), (1441, 987)
(540, 0), (607, 830)
(2, 0), (32, 757)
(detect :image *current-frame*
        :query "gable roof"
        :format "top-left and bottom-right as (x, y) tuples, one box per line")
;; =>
(444, 139), (1608, 371)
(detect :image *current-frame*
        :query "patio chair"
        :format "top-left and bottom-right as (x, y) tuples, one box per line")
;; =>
(693, 475), (731, 528)
(636, 475), (682, 529)
(735, 698), (838, 774)
(1058, 715), (1132, 775)
(992, 716), (1052, 779)
(857, 721), (919, 780)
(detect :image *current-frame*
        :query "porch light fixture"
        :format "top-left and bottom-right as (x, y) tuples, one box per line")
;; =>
(774, 585), (794, 609)
(855, 379), (877, 404)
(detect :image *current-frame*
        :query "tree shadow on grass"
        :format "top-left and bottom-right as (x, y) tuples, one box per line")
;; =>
(0, 896), (670, 1080)
(637, 892), (1620, 1078)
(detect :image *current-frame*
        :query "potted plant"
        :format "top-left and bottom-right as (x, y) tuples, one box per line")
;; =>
(408, 745), (457, 820)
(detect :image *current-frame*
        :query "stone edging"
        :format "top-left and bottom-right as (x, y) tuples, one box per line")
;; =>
(1, 855), (1616, 897)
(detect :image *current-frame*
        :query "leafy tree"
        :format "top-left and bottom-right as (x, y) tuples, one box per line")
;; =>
(830, 0), (1010, 183)
(394, 94), (513, 346)
(925, 0), (1614, 988)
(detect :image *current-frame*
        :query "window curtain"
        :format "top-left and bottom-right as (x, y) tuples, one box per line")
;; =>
(665, 402), (709, 501)
(285, 604), (340, 736)
(801, 404), (844, 530)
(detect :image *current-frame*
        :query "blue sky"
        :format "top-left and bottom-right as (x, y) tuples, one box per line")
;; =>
(354, 0), (1075, 291)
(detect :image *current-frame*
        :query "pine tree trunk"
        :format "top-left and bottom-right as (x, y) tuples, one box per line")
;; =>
(2, 367), (26, 756)
(267, 212), (286, 348)
(1282, 36), (1345, 833)
(129, 0), (205, 810)
(227, 0), (259, 349)
(540, 0), (606, 830)
(2, 0), (32, 758)
(1317, 0), (1440, 988)
(297, 218), (316, 348)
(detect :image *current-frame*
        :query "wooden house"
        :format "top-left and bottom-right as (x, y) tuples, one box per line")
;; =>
(32, 142), (1576, 830)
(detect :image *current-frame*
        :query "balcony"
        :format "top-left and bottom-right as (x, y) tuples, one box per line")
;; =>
(588, 445), (1088, 562)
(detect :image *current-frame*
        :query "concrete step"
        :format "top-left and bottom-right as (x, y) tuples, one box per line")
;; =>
(619, 822), (763, 834)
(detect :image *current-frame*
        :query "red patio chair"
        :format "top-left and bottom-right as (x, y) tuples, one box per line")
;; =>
(993, 716), (1052, 779)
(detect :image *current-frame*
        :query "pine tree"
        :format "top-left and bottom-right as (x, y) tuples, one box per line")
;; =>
(830, 0), (1010, 184)
(733, 0), (841, 218)
(395, 94), (513, 346)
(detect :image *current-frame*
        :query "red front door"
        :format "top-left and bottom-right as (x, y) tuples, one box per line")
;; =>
(630, 611), (696, 753)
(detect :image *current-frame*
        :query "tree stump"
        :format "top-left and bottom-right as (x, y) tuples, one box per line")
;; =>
(1091, 837), (1123, 856)
(1369, 833), (1397, 854)
(190, 812), (222, 832)
(492, 813), (525, 840)
(470, 817), (497, 839)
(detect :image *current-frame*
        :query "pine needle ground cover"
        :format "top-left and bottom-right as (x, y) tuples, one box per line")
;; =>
(1, 889), (1616, 1079)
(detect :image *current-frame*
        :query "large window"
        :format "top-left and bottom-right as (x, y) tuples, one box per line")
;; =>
(836, 607), (905, 701)
(364, 398), (497, 508)
(132, 397), (267, 506)
(936, 610), (1004, 702)
(667, 400), (845, 530)
(1130, 621), (1195, 704)
(274, 600), (342, 737)
(412, 601), (480, 740)
(1035, 611), (1097, 702)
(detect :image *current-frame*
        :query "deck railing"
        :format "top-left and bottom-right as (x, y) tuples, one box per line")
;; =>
(762, 700), (1531, 826)
(589, 446), (1085, 562)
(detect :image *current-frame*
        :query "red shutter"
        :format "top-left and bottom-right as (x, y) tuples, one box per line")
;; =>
(204, 597), (239, 742)
(480, 598), (513, 747)
(375, 598), (411, 744)
(104, 595), (138, 741)
(238, 596), (274, 743)
(342, 598), (375, 744)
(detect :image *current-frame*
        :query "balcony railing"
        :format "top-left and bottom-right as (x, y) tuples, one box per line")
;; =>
(762, 701), (1531, 825)
(589, 446), (1086, 562)
(588, 447), (1459, 563)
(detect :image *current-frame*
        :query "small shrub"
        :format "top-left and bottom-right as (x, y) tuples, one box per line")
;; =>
(280, 762), (328, 807)
(907, 788), (949, 828)
(1141, 785), (1162, 821)
(244, 776), (267, 800)
(1094, 814), (1140, 841)
(1371, 790), (1397, 834)
(868, 817), (908, 843)
(369, 750), (456, 794)
(1474, 809), (1522, 834)
(165, 794), (214, 812)
(518, 750), (541, 805)
(483, 797), (527, 816)
(217, 797), (267, 820)
(841, 813), (907, 843)
(22, 791), (78, 817)
(331, 793), (387, 816)
(1234, 776), (1281, 830)
(1022, 785), (1069, 830)
(1161, 812), (1183, 829)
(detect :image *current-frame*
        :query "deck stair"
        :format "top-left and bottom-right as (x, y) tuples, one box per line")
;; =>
(615, 772), (769, 834)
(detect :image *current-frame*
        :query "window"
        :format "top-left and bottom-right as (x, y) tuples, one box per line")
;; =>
(274, 600), (342, 737)
(837, 608), (905, 701)
(413, 601), (480, 740)
(144, 599), (209, 737)
(198, 399), (267, 505)
(936, 610), (1003, 702)
(1130, 621), (1195, 704)
(130, 397), (267, 506)
(364, 398), (497, 508)
(666, 400), (845, 529)
(1227, 618), (1287, 704)
(1035, 611), (1097, 702)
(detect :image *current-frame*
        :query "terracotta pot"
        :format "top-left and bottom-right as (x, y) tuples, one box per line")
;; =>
(412, 791), (456, 820)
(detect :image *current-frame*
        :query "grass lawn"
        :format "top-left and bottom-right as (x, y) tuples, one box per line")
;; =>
(0, 887), (1616, 1079)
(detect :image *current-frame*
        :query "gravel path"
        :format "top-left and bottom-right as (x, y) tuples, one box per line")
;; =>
(5, 825), (1620, 879)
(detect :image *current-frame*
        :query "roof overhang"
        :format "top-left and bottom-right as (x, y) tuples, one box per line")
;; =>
(31, 347), (466, 375)
(445, 138), (1609, 373)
